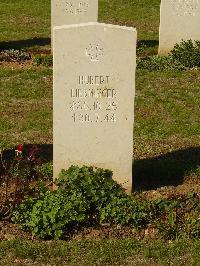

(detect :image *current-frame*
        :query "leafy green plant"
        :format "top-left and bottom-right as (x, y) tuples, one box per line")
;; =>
(12, 166), (150, 239)
(34, 162), (53, 182)
(185, 212), (200, 239)
(137, 55), (185, 71)
(33, 54), (53, 67)
(11, 166), (200, 240)
(137, 40), (200, 71)
(171, 39), (200, 68)
(12, 188), (88, 239)
(54, 166), (151, 228)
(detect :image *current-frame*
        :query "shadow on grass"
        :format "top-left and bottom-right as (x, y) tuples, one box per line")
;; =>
(0, 144), (53, 177)
(133, 147), (200, 191)
(137, 39), (159, 48)
(0, 37), (51, 51)
(1, 144), (53, 163)
(1, 145), (199, 191)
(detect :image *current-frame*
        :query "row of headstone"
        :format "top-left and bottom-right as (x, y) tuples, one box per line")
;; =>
(51, 0), (200, 55)
(52, 1), (137, 192)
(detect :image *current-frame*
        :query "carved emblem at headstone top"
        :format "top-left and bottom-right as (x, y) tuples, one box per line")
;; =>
(85, 43), (104, 62)
(171, 0), (199, 16)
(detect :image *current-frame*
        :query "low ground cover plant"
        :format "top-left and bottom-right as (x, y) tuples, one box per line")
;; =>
(12, 166), (150, 239)
(171, 39), (200, 68)
(137, 39), (200, 71)
(11, 165), (200, 240)
(137, 55), (185, 71)
(33, 54), (53, 67)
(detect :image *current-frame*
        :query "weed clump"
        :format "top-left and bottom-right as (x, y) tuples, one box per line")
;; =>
(12, 166), (150, 239)
(137, 55), (185, 71)
(171, 39), (200, 68)
(137, 39), (200, 71)
(33, 54), (53, 67)
(12, 166), (200, 240)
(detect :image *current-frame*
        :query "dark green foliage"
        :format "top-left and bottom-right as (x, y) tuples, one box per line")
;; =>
(137, 40), (200, 71)
(33, 54), (53, 67)
(100, 197), (149, 226)
(34, 162), (53, 182)
(57, 167), (151, 227)
(171, 40), (200, 68)
(12, 166), (200, 240)
(137, 55), (185, 71)
(12, 166), (149, 239)
(13, 189), (88, 239)
(56, 166), (125, 216)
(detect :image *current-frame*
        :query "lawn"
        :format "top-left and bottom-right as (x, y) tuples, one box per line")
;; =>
(0, 0), (199, 265)
(0, 68), (52, 148)
(1, 238), (200, 265)
(0, 0), (160, 51)
(0, 0), (50, 49)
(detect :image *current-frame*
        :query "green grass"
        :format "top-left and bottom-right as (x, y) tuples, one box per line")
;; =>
(0, 0), (160, 52)
(0, 238), (200, 265)
(135, 70), (200, 141)
(0, 0), (50, 47)
(0, 68), (52, 148)
(99, 0), (160, 40)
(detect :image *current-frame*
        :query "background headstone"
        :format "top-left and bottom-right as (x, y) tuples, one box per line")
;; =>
(159, 0), (200, 54)
(51, 0), (98, 33)
(53, 23), (137, 192)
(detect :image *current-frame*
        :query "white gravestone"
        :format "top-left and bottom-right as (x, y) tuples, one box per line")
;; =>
(53, 23), (137, 192)
(159, 0), (200, 54)
(51, 0), (98, 33)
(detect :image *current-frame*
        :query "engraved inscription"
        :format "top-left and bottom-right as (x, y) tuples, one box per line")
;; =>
(171, 0), (199, 16)
(65, 1), (89, 15)
(72, 113), (117, 123)
(79, 75), (109, 85)
(71, 88), (117, 99)
(70, 101), (117, 111)
(86, 44), (104, 62)
(69, 75), (118, 123)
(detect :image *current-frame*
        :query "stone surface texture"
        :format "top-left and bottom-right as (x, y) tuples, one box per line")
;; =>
(53, 23), (137, 192)
(159, 0), (200, 54)
(51, 0), (98, 32)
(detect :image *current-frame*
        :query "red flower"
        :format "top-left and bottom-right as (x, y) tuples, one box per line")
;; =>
(17, 144), (23, 153)
(16, 144), (23, 157)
